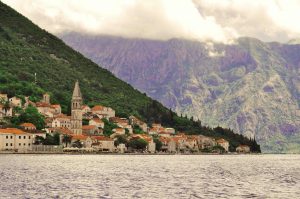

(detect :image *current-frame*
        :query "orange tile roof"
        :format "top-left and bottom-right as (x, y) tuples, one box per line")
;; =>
(83, 125), (97, 130)
(36, 102), (50, 107)
(92, 118), (104, 123)
(48, 127), (73, 135)
(0, 128), (28, 135)
(51, 104), (61, 108)
(91, 105), (104, 111)
(20, 123), (36, 128)
(216, 138), (228, 144)
(72, 134), (88, 140)
(92, 136), (113, 141)
(55, 114), (70, 119)
(82, 105), (90, 109)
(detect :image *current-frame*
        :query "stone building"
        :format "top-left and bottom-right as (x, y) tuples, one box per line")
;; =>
(71, 81), (83, 135)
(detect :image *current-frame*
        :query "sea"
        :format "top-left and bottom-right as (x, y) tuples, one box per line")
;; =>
(0, 154), (299, 199)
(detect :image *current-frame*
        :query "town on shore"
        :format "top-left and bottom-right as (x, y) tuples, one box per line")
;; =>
(0, 81), (251, 154)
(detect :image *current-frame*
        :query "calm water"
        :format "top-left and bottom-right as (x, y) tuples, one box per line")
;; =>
(0, 155), (299, 199)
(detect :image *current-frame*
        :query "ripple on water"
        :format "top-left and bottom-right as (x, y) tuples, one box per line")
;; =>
(0, 155), (299, 198)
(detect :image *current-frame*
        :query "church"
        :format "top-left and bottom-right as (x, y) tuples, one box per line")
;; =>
(71, 81), (83, 135)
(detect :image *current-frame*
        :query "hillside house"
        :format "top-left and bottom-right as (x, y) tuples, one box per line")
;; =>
(89, 118), (104, 129)
(82, 125), (101, 135)
(216, 138), (229, 152)
(20, 123), (36, 131)
(0, 94), (8, 102)
(81, 105), (91, 114)
(9, 97), (22, 107)
(129, 116), (148, 132)
(92, 136), (115, 152)
(236, 145), (250, 153)
(91, 105), (115, 118)
(0, 104), (13, 118)
(51, 114), (71, 129)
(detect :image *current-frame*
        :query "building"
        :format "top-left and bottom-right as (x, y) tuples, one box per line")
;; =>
(50, 104), (61, 115)
(0, 94), (8, 102)
(129, 116), (148, 132)
(52, 114), (71, 129)
(42, 93), (50, 104)
(236, 145), (250, 153)
(197, 135), (216, 149)
(109, 117), (129, 128)
(0, 128), (33, 152)
(216, 138), (229, 152)
(82, 125), (101, 135)
(71, 81), (83, 135)
(82, 105), (91, 114)
(92, 136), (115, 152)
(20, 123), (36, 131)
(147, 140), (156, 153)
(71, 135), (93, 148)
(89, 118), (104, 129)
(9, 97), (22, 107)
(0, 104), (13, 118)
(91, 105), (115, 118)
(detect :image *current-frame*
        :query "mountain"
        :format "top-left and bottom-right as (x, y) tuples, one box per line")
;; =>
(0, 2), (259, 151)
(60, 33), (300, 153)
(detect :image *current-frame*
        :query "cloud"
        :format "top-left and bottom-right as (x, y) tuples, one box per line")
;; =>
(194, 0), (300, 42)
(2, 0), (300, 42)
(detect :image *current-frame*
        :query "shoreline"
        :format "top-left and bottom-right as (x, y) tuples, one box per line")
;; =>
(0, 152), (266, 155)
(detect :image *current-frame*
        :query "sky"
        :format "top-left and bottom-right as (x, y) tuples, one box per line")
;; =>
(2, 0), (300, 43)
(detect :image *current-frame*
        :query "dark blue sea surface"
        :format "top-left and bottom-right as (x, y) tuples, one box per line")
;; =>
(0, 154), (299, 198)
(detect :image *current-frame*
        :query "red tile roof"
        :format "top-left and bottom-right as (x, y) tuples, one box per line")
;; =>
(0, 128), (28, 135)
(91, 105), (104, 111)
(20, 123), (36, 128)
(82, 125), (97, 130)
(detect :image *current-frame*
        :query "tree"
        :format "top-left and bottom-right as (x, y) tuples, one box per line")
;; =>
(128, 138), (148, 151)
(133, 124), (144, 134)
(114, 135), (128, 147)
(102, 118), (118, 137)
(43, 133), (60, 145)
(62, 134), (72, 147)
(15, 106), (45, 129)
(153, 138), (162, 151)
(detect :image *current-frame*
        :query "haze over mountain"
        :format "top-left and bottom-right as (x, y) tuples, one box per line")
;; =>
(60, 33), (300, 153)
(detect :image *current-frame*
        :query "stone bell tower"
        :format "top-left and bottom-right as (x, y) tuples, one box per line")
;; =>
(71, 80), (82, 135)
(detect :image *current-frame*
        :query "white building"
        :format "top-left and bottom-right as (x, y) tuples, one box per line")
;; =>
(0, 128), (33, 152)
(9, 97), (22, 107)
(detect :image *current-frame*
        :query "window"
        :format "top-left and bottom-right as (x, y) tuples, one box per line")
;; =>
(6, 136), (8, 139)
(24, 143), (26, 146)
(10, 136), (13, 139)
(29, 136), (31, 139)
(28, 143), (31, 146)
(6, 143), (8, 146)
(19, 143), (21, 146)
(23, 136), (26, 139)
(10, 143), (13, 146)
(19, 136), (21, 139)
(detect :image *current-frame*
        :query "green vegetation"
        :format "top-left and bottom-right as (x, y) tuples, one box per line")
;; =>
(114, 135), (128, 147)
(62, 134), (72, 147)
(35, 133), (60, 145)
(102, 118), (118, 136)
(11, 106), (45, 130)
(0, 2), (260, 152)
(128, 138), (148, 151)
(153, 138), (163, 151)
(133, 124), (144, 134)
